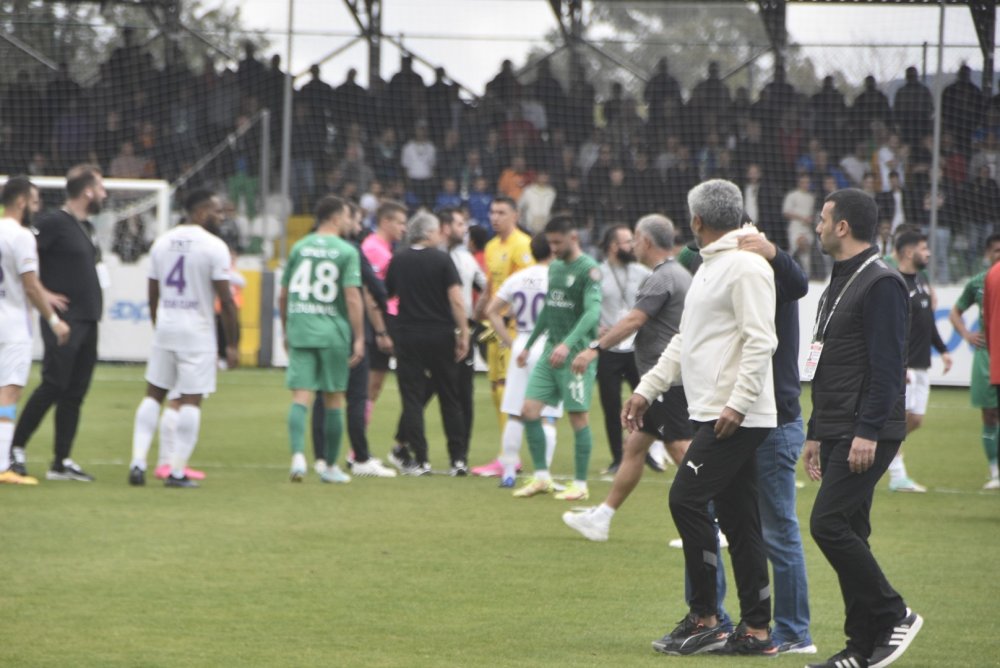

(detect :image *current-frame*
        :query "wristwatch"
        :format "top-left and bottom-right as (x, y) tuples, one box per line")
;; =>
(588, 340), (602, 352)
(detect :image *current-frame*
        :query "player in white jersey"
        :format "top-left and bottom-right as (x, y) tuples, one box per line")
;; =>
(485, 234), (561, 487)
(128, 189), (239, 488)
(0, 177), (70, 485)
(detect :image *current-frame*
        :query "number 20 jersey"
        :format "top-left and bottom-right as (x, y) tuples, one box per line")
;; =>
(148, 224), (231, 353)
(495, 264), (549, 335)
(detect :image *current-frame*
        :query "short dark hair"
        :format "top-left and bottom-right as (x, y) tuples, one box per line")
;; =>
(824, 188), (878, 242)
(530, 233), (551, 261)
(65, 164), (102, 199)
(436, 207), (459, 225)
(544, 214), (577, 234)
(491, 196), (517, 211)
(315, 195), (347, 224)
(468, 224), (489, 252)
(601, 224), (629, 253)
(184, 188), (217, 214)
(985, 232), (1000, 250)
(376, 200), (407, 224)
(894, 229), (927, 254)
(1, 175), (35, 207)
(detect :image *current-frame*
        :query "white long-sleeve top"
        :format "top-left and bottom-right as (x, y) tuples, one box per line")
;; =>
(635, 225), (778, 428)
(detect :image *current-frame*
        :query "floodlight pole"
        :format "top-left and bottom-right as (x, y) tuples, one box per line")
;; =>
(279, 0), (294, 263)
(928, 0), (945, 284)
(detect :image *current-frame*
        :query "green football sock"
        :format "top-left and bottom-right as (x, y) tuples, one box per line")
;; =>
(288, 403), (308, 455)
(524, 418), (548, 471)
(983, 424), (998, 464)
(573, 425), (593, 482)
(324, 408), (344, 465)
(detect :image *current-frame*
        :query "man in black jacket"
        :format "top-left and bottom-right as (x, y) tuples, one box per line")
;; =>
(803, 189), (923, 668)
(10, 164), (106, 481)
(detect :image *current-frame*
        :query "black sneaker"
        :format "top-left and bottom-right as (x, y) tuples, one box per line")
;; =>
(808, 648), (868, 668)
(449, 461), (469, 477)
(165, 474), (199, 488)
(46, 458), (94, 482)
(868, 608), (922, 668)
(10, 447), (27, 476)
(387, 446), (413, 472)
(715, 622), (778, 656)
(651, 613), (729, 656)
(128, 466), (146, 486)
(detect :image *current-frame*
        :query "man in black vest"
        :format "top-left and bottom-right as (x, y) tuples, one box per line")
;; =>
(10, 164), (106, 482)
(803, 189), (923, 668)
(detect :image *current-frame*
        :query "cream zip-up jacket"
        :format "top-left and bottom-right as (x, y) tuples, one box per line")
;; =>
(635, 225), (778, 428)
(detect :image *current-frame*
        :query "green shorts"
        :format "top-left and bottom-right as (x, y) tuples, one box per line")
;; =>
(286, 343), (350, 393)
(971, 347), (997, 409)
(525, 353), (596, 413)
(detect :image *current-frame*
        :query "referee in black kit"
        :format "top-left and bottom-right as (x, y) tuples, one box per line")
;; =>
(9, 165), (107, 482)
(803, 189), (922, 668)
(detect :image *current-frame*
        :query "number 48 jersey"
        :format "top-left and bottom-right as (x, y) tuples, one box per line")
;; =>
(148, 224), (231, 353)
(283, 233), (361, 348)
(495, 264), (549, 335)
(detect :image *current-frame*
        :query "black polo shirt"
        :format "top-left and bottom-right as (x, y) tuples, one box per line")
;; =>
(34, 209), (103, 322)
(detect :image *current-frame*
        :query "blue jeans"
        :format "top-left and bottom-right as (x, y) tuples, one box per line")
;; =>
(756, 417), (811, 644)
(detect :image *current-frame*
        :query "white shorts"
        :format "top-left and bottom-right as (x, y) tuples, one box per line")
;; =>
(0, 341), (32, 388)
(501, 333), (563, 419)
(145, 346), (217, 396)
(905, 368), (930, 416)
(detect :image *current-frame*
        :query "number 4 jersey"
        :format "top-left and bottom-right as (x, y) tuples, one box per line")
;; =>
(148, 224), (231, 353)
(283, 233), (361, 348)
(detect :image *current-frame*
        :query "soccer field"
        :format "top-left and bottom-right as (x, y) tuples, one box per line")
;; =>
(2, 364), (997, 667)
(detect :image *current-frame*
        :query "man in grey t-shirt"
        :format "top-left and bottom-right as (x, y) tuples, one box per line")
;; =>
(564, 214), (692, 542)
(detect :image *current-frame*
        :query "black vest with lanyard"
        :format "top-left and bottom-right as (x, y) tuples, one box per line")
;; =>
(808, 247), (907, 441)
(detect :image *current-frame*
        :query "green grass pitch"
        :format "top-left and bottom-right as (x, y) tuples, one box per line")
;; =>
(2, 364), (998, 667)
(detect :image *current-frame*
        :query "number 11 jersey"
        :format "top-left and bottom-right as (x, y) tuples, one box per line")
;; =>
(148, 224), (231, 353)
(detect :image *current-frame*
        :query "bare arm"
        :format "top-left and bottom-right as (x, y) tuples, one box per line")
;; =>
(364, 287), (393, 354)
(484, 295), (513, 348)
(213, 279), (239, 368)
(148, 279), (160, 326)
(448, 284), (470, 361)
(22, 272), (70, 345)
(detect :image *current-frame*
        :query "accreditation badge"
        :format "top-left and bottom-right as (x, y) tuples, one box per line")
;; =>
(803, 341), (823, 381)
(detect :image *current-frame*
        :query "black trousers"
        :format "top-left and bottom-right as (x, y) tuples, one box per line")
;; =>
(596, 349), (639, 464)
(391, 346), (473, 452)
(312, 348), (372, 463)
(13, 319), (98, 466)
(810, 438), (907, 656)
(396, 330), (466, 466)
(669, 421), (772, 627)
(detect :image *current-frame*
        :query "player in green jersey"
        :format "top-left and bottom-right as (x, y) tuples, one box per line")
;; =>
(280, 195), (364, 484)
(514, 215), (602, 501)
(949, 232), (1000, 489)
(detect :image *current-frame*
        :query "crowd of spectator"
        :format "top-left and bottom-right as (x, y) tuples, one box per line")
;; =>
(2, 31), (999, 281)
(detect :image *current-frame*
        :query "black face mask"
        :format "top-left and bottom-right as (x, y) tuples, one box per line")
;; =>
(616, 248), (635, 264)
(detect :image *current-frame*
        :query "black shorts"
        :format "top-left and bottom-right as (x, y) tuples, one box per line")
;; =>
(370, 314), (396, 372)
(640, 385), (692, 442)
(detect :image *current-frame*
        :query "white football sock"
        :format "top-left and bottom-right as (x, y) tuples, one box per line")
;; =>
(157, 407), (179, 467)
(171, 405), (201, 478)
(888, 453), (907, 481)
(543, 421), (557, 468)
(130, 397), (160, 470)
(500, 418), (523, 479)
(534, 469), (551, 482)
(989, 461), (998, 479)
(0, 420), (14, 472)
(595, 503), (615, 520)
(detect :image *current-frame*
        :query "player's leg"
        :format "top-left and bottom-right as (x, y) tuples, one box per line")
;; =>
(155, 396), (181, 479)
(0, 341), (36, 484)
(513, 358), (561, 497)
(472, 339), (508, 476)
(553, 363), (598, 501)
(971, 348), (999, 488)
(497, 335), (532, 483)
(890, 369), (928, 492)
(310, 391), (328, 472)
(286, 347), (319, 482)
(165, 350), (216, 488)
(130, 345), (175, 484)
(316, 340), (352, 483)
(982, 408), (999, 489)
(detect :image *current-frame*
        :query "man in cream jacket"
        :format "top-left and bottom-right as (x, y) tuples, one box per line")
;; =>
(623, 179), (779, 657)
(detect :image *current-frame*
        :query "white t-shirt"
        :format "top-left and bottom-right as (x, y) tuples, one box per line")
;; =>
(496, 264), (548, 335)
(400, 140), (437, 180)
(148, 224), (231, 353)
(0, 217), (39, 343)
(449, 245), (486, 319)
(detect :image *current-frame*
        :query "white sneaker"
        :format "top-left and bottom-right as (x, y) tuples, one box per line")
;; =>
(983, 477), (1000, 490)
(320, 465), (351, 484)
(313, 458), (328, 475)
(290, 453), (307, 482)
(562, 507), (610, 542)
(351, 458), (398, 478)
(888, 476), (927, 493)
